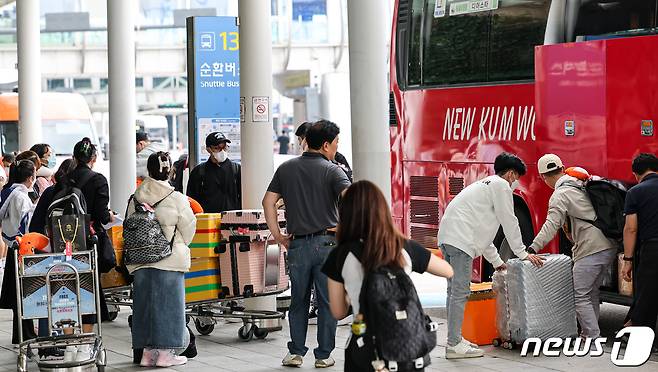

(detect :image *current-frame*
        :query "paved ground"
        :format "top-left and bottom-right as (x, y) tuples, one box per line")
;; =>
(0, 301), (656, 372)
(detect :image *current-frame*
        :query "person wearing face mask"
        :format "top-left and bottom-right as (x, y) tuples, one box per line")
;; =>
(30, 143), (56, 197)
(0, 159), (38, 345)
(186, 132), (241, 213)
(529, 153), (618, 340)
(437, 152), (543, 359)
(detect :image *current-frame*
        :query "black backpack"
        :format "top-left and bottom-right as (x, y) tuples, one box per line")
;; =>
(357, 246), (437, 370)
(46, 174), (94, 253)
(47, 173), (93, 219)
(573, 179), (627, 241)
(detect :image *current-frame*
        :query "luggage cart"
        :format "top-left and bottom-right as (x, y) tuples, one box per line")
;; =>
(103, 286), (132, 321)
(186, 290), (288, 341)
(15, 249), (106, 371)
(185, 235), (289, 341)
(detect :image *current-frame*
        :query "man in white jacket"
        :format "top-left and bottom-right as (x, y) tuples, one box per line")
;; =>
(438, 152), (544, 359)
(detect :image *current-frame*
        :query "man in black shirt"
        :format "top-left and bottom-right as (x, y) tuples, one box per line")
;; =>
(295, 121), (353, 181)
(186, 132), (241, 213)
(622, 153), (658, 332)
(263, 120), (351, 368)
(277, 130), (290, 154)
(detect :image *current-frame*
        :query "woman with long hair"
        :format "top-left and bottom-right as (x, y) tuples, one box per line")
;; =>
(322, 180), (453, 371)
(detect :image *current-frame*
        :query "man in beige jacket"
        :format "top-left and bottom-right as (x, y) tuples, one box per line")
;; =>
(530, 154), (617, 338)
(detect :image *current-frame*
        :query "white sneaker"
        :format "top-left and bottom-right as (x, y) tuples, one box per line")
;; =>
(314, 357), (335, 368)
(75, 344), (91, 362)
(337, 314), (354, 326)
(445, 341), (484, 359)
(64, 346), (77, 362)
(282, 352), (303, 367)
(462, 337), (478, 348)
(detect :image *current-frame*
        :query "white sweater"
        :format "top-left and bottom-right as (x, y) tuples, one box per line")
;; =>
(437, 175), (528, 268)
(0, 184), (35, 244)
(126, 177), (197, 274)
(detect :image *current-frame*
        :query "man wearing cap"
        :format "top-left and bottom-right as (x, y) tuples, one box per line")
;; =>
(136, 131), (166, 180)
(530, 153), (617, 339)
(186, 132), (241, 213)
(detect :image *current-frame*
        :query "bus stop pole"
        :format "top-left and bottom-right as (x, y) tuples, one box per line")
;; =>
(107, 0), (137, 214)
(238, 0), (276, 313)
(16, 0), (42, 150)
(347, 0), (392, 203)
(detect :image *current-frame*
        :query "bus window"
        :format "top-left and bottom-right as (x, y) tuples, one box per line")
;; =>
(0, 122), (18, 155)
(573, 0), (657, 41)
(43, 119), (96, 156)
(489, 1), (550, 82)
(408, 0), (425, 86)
(422, 0), (489, 86)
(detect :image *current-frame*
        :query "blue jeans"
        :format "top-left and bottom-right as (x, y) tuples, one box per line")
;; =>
(287, 235), (337, 359)
(440, 244), (473, 347)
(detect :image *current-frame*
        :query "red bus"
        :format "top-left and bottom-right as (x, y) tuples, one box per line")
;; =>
(390, 0), (658, 304)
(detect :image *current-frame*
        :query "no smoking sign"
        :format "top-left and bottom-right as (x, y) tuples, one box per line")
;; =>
(252, 96), (269, 122)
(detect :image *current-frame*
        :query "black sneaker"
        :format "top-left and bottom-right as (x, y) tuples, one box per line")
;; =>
(308, 307), (318, 325)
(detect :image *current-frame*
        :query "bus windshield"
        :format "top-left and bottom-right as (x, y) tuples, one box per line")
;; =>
(43, 119), (96, 155)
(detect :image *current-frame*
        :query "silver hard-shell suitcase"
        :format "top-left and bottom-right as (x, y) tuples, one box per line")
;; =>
(493, 254), (578, 347)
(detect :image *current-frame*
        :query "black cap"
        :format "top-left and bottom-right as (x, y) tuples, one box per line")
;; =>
(136, 132), (149, 144)
(206, 132), (231, 147)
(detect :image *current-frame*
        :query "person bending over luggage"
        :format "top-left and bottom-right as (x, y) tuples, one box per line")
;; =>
(323, 180), (453, 371)
(529, 154), (617, 339)
(126, 152), (196, 368)
(437, 152), (544, 359)
(0, 159), (38, 344)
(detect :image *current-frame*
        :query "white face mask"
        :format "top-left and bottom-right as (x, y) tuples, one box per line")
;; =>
(213, 150), (228, 163)
(511, 180), (520, 190)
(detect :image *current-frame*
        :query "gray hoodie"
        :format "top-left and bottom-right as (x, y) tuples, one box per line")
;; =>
(530, 175), (617, 261)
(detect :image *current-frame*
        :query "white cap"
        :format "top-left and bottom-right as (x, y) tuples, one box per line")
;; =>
(538, 154), (564, 174)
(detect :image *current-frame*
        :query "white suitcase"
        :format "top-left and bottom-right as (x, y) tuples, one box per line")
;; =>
(493, 254), (578, 344)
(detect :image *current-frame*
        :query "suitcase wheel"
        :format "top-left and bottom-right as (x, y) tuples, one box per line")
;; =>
(254, 327), (269, 340)
(492, 338), (501, 347)
(194, 318), (215, 336)
(238, 325), (254, 341)
(502, 341), (515, 350)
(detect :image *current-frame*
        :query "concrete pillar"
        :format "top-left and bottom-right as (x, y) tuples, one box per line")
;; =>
(292, 99), (306, 127)
(239, 0), (277, 313)
(347, 0), (392, 202)
(16, 0), (42, 150)
(320, 72), (352, 166)
(107, 0), (137, 214)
